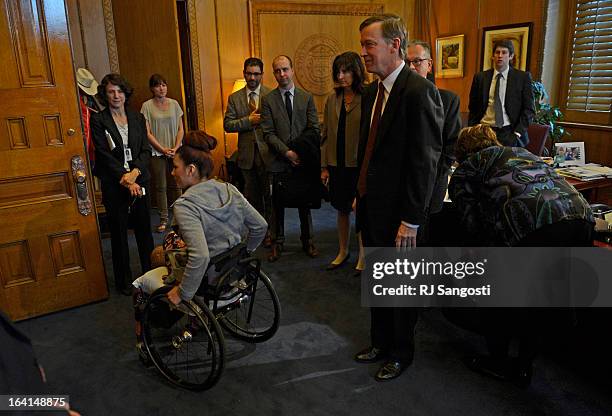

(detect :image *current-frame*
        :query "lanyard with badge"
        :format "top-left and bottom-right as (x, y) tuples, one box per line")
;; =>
(124, 144), (132, 162)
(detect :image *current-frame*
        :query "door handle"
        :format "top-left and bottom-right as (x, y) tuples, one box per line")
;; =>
(67, 128), (76, 136)
(71, 155), (92, 216)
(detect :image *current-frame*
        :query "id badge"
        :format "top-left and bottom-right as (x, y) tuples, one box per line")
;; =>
(124, 146), (133, 162)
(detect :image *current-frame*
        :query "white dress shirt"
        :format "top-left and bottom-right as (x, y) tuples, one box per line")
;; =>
(481, 66), (511, 127)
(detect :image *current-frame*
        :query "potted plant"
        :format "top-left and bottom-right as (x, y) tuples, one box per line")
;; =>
(532, 81), (570, 154)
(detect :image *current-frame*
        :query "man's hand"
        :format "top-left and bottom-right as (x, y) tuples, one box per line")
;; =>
(285, 150), (300, 166)
(248, 111), (261, 126)
(395, 223), (417, 249)
(167, 285), (182, 305)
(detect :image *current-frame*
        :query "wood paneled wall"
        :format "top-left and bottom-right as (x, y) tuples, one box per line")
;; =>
(66, 0), (110, 82)
(429, 0), (611, 204)
(111, 0), (186, 114)
(429, 0), (546, 114)
(194, 0), (414, 176)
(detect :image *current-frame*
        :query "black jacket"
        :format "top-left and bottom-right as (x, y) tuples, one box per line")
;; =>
(468, 67), (535, 146)
(90, 108), (152, 203)
(357, 66), (444, 245)
(430, 89), (461, 214)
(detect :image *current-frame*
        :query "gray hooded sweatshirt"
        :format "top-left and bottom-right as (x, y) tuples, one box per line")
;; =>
(173, 179), (267, 300)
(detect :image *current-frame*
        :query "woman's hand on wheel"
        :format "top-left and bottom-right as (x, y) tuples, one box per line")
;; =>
(167, 286), (182, 305)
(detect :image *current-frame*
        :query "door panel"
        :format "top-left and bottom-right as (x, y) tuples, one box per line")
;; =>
(0, 0), (108, 320)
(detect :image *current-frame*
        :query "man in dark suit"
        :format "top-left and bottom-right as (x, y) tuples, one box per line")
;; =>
(468, 39), (534, 147)
(261, 55), (321, 262)
(224, 57), (272, 245)
(354, 15), (443, 381)
(406, 41), (461, 220)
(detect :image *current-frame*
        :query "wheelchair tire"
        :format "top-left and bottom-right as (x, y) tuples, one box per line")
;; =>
(218, 269), (280, 343)
(142, 292), (225, 391)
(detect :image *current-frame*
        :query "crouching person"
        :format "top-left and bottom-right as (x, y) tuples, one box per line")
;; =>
(132, 130), (267, 357)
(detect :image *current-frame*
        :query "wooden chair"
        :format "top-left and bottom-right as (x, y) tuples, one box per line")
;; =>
(525, 123), (551, 156)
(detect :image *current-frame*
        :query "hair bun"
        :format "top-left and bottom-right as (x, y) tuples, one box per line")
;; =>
(183, 130), (217, 152)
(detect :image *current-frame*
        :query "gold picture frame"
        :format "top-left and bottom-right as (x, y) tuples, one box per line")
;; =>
(436, 34), (464, 78)
(481, 23), (532, 71)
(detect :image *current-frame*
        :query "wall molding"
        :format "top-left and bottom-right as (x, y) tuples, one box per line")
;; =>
(187, 0), (205, 130)
(248, 1), (384, 56)
(101, 0), (119, 72)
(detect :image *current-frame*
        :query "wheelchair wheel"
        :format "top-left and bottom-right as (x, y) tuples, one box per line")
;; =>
(218, 269), (280, 343)
(142, 291), (225, 391)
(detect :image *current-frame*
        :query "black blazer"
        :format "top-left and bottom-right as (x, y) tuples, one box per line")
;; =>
(91, 108), (151, 202)
(468, 67), (534, 145)
(430, 89), (461, 214)
(357, 65), (444, 245)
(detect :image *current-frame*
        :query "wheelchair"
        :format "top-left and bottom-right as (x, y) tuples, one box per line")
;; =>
(139, 243), (281, 391)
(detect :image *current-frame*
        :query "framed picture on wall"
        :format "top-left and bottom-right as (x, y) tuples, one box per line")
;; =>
(435, 34), (464, 78)
(481, 22), (532, 71)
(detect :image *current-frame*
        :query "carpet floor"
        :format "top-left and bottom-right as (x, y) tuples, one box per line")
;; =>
(16, 202), (612, 415)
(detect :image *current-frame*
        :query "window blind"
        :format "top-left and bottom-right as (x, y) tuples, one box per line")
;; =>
(566, 0), (612, 113)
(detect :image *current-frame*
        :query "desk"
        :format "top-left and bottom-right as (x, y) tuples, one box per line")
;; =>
(565, 177), (612, 204)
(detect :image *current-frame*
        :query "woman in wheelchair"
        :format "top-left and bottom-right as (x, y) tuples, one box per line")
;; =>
(132, 131), (271, 388)
(135, 130), (267, 301)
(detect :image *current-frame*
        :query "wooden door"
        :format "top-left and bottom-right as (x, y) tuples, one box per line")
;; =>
(0, 0), (108, 321)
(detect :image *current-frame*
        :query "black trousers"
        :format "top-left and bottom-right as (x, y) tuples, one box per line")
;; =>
(104, 187), (154, 290)
(269, 172), (313, 245)
(359, 196), (419, 364)
(242, 146), (272, 226)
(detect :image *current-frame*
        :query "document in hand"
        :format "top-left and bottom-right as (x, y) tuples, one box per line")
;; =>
(105, 129), (116, 150)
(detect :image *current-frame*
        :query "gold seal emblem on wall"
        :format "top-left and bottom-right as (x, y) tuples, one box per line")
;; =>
(295, 34), (342, 96)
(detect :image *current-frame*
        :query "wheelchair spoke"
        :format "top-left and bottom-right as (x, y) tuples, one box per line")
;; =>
(143, 293), (225, 390)
(219, 270), (280, 342)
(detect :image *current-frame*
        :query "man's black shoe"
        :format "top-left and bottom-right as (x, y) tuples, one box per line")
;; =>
(375, 360), (405, 382)
(354, 346), (387, 363)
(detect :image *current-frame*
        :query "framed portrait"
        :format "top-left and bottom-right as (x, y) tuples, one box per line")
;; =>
(435, 34), (464, 78)
(554, 141), (586, 166)
(481, 23), (532, 71)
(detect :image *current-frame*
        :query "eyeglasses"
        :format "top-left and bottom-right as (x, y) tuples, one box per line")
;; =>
(407, 58), (431, 67)
(244, 71), (262, 77)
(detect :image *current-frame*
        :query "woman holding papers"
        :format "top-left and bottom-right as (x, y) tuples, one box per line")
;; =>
(91, 73), (154, 296)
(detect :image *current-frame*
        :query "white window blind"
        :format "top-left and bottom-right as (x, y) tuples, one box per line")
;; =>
(566, 0), (612, 113)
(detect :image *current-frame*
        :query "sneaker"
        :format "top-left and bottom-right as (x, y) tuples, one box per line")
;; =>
(214, 287), (242, 309)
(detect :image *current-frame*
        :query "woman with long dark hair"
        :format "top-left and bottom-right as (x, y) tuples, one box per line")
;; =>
(320, 52), (366, 272)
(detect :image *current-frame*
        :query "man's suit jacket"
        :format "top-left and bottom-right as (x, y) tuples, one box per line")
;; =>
(90, 107), (151, 204)
(357, 66), (444, 245)
(430, 89), (461, 214)
(261, 86), (320, 173)
(223, 85), (273, 170)
(468, 67), (535, 146)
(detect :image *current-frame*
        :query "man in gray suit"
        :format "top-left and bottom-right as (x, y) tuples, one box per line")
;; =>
(261, 55), (321, 262)
(224, 57), (272, 245)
